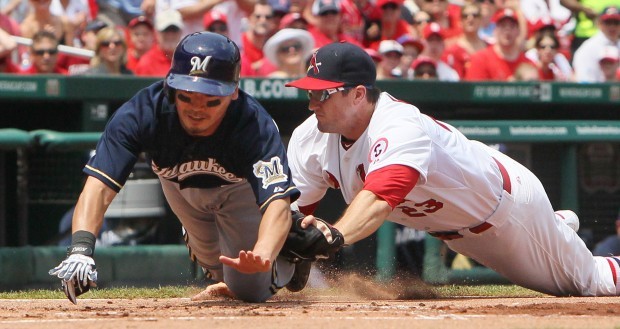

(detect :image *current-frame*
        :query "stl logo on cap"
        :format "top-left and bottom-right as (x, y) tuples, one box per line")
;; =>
(190, 55), (212, 75)
(308, 52), (322, 74)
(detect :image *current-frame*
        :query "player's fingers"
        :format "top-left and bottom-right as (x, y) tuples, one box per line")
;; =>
(300, 215), (317, 228)
(218, 255), (240, 267)
(63, 280), (77, 305)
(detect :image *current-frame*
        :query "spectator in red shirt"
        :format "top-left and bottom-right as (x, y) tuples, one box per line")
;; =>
(442, 3), (488, 79)
(133, 9), (184, 77)
(126, 16), (155, 73)
(339, 0), (377, 44)
(364, 0), (413, 49)
(17, 30), (67, 74)
(530, 33), (573, 81)
(204, 10), (230, 38)
(307, 0), (359, 48)
(240, 0), (277, 77)
(418, 0), (462, 41)
(465, 8), (535, 81)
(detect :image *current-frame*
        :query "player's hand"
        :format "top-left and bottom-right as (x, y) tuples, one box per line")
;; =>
(219, 251), (272, 274)
(280, 213), (345, 262)
(48, 254), (98, 304)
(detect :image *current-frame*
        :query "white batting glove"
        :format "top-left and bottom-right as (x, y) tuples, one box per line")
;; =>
(49, 254), (98, 304)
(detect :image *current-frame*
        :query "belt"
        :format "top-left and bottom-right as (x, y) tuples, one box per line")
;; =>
(429, 157), (510, 241)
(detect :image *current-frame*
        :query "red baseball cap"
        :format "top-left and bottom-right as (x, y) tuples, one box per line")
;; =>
(128, 16), (154, 30)
(279, 12), (307, 29)
(365, 48), (383, 63)
(285, 42), (376, 90)
(600, 6), (620, 21)
(599, 46), (619, 63)
(203, 10), (228, 29)
(397, 34), (424, 53)
(531, 17), (557, 33)
(422, 22), (445, 39)
(492, 8), (519, 24)
(411, 56), (436, 70)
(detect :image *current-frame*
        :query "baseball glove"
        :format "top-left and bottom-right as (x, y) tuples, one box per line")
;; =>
(280, 211), (345, 262)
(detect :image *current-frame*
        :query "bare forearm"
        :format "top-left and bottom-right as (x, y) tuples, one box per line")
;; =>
(234, 0), (257, 15)
(177, 0), (225, 20)
(72, 176), (117, 235)
(559, 0), (584, 13)
(334, 190), (392, 245)
(253, 198), (292, 261)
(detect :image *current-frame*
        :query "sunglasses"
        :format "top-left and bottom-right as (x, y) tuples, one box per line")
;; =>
(537, 44), (558, 50)
(101, 40), (124, 47)
(32, 48), (58, 56)
(424, 0), (446, 2)
(414, 18), (431, 25)
(319, 10), (339, 16)
(476, 0), (494, 3)
(307, 87), (346, 102)
(414, 69), (437, 77)
(209, 25), (228, 32)
(253, 13), (274, 20)
(603, 20), (620, 26)
(462, 12), (481, 19)
(278, 43), (302, 53)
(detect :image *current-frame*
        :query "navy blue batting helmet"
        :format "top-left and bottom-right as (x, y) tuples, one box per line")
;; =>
(166, 32), (241, 97)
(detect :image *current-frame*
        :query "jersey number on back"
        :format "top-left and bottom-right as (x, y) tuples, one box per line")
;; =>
(397, 199), (443, 217)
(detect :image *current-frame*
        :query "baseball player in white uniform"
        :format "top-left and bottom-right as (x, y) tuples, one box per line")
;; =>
(284, 42), (620, 296)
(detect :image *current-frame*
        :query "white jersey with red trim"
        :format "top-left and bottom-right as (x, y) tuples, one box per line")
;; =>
(288, 92), (504, 232)
(288, 91), (620, 297)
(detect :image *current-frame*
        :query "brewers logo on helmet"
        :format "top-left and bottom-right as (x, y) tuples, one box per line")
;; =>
(166, 32), (241, 97)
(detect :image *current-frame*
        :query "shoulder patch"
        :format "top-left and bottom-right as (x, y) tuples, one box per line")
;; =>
(253, 156), (288, 189)
(368, 138), (389, 164)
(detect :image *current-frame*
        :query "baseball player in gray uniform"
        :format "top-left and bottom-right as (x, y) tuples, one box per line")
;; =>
(282, 42), (620, 297)
(49, 32), (305, 303)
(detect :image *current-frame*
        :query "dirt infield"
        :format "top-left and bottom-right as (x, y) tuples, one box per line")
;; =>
(1, 290), (619, 329)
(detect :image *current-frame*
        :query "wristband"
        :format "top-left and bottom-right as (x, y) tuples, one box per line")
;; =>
(67, 230), (96, 257)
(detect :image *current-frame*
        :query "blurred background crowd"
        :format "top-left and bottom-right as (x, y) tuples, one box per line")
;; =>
(0, 0), (618, 81)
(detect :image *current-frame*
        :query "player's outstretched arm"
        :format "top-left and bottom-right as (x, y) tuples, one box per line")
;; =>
(219, 198), (292, 273)
(49, 176), (117, 304)
(323, 190), (392, 245)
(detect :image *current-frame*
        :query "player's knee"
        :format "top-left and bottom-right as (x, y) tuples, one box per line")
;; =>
(225, 277), (273, 302)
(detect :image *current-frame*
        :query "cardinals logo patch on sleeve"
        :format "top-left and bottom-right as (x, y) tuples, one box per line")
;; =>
(253, 156), (288, 189)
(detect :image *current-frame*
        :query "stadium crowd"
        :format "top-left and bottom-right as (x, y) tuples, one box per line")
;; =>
(0, 0), (618, 81)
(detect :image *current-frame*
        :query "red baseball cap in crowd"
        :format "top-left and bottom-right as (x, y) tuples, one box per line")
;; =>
(492, 8), (519, 24)
(279, 12), (307, 29)
(365, 48), (383, 63)
(530, 17), (556, 33)
(411, 56), (437, 70)
(128, 16), (154, 30)
(203, 10), (228, 29)
(599, 46), (619, 63)
(423, 22), (445, 40)
(397, 34), (424, 53)
(600, 6), (620, 21)
(285, 42), (376, 90)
